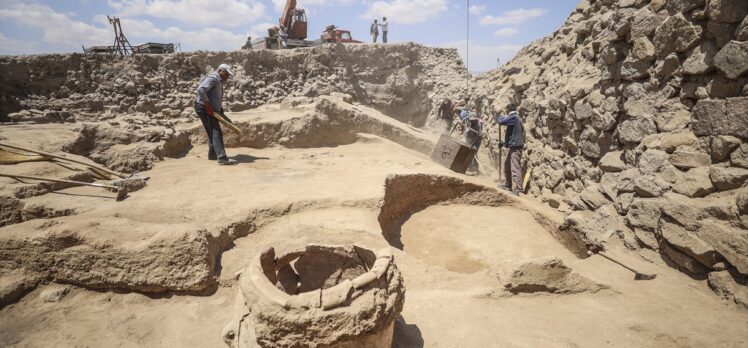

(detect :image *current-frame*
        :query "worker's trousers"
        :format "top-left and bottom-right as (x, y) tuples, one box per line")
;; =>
(504, 147), (523, 192)
(382, 31), (388, 43)
(372, 33), (378, 43)
(195, 102), (227, 160)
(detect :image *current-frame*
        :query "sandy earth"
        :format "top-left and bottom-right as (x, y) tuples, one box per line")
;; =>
(1, 105), (747, 347)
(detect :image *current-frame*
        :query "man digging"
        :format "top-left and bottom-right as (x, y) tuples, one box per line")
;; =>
(194, 63), (238, 165)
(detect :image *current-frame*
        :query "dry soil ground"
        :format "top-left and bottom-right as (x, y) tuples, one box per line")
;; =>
(1, 103), (747, 347)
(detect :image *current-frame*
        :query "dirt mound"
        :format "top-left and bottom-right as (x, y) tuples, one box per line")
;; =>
(473, 0), (748, 291)
(497, 258), (608, 295)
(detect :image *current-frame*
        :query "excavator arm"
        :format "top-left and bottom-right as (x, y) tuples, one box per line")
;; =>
(279, 0), (297, 29)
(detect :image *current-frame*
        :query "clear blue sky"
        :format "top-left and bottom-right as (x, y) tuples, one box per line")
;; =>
(0, 0), (577, 72)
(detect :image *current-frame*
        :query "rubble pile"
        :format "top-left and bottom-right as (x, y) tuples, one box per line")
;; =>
(474, 0), (747, 301)
(1, 43), (466, 128)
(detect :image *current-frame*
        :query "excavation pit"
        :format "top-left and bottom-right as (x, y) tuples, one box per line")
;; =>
(223, 244), (405, 348)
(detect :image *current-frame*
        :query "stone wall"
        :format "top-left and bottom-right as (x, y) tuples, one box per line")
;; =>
(474, 0), (747, 295)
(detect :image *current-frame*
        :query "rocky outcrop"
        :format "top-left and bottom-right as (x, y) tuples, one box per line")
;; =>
(473, 0), (748, 292)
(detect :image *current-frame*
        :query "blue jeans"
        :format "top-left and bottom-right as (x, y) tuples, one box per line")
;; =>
(194, 102), (226, 160)
(383, 31), (388, 43)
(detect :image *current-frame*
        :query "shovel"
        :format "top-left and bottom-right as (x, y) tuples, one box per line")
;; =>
(588, 250), (657, 280)
(0, 173), (128, 201)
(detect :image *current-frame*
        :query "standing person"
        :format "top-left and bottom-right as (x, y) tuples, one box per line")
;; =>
(380, 17), (389, 43)
(496, 103), (525, 195)
(194, 64), (237, 165)
(370, 19), (379, 43)
(437, 98), (454, 133)
(460, 105), (483, 174)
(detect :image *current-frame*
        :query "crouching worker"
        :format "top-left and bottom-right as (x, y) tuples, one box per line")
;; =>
(195, 63), (237, 165)
(496, 103), (525, 195)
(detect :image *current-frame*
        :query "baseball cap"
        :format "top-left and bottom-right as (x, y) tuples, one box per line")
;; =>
(218, 63), (235, 77)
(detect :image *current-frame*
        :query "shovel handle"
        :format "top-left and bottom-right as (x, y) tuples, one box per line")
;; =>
(0, 173), (118, 190)
(0, 142), (128, 179)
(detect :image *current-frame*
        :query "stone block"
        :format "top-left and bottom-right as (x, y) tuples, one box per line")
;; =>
(715, 41), (748, 79)
(710, 166), (748, 190)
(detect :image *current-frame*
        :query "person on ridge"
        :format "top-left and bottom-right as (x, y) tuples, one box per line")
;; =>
(496, 103), (525, 195)
(370, 19), (379, 43)
(194, 63), (237, 165)
(379, 17), (389, 43)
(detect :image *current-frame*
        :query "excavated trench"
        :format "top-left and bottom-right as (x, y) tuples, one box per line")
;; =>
(377, 173), (590, 258)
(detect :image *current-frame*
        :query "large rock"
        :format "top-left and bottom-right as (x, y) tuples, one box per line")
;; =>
(618, 118), (657, 143)
(630, 7), (667, 40)
(695, 221), (748, 275)
(714, 41), (748, 79)
(691, 97), (748, 139)
(737, 16), (748, 41)
(731, 143), (748, 168)
(641, 132), (699, 153)
(683, 41), (718, 75)
(634, 176), (670, 197)
(580, 185), (610, 210)
(708, 135), (741, 161)
(707, 0), (748, 23)
(660, 220), (719, 269)
(599, 151), (626, 172)
(574, 100), (594, 120)
(630, 37), (656, 62)
(708, 20), (737, 48)
(623, 99), (655, 119)
(708, 271), (748, 309)
(655, 53), (680, 79)
(660, 241), (711, 276)
(638, 149), (671, 174)
(626, 198), (663, 230)
(655, 107), (691, 132)
(620, 59), (652, 80)
(673, 167), (715, 197)
(710, 166), (748, 190)
(653, 14), (703, 58)
(669, 147), (712, 168)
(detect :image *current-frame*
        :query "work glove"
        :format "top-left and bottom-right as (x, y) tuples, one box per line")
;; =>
(205, 102), (215, 116)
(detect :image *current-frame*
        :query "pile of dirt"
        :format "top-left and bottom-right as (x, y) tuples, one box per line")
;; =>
(472, 0), (747, 301)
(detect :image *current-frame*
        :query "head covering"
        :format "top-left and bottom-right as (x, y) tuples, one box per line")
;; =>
(218, 63), (235, 77)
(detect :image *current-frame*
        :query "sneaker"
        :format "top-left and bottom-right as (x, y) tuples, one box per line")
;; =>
(497, 184), (511, 191)
(217, 157), (237, 165)
(512, 190), (521, 196)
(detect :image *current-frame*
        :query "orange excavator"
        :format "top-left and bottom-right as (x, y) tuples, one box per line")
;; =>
(246, 0), (360, 49)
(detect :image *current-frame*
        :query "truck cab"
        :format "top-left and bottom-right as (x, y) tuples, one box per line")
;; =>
(320, 26), (362, 44)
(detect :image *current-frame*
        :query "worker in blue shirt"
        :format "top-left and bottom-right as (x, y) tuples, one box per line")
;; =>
(496, 103), (525, 195)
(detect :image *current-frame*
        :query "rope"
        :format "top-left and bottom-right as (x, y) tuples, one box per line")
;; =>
(466, 0), (470, 98)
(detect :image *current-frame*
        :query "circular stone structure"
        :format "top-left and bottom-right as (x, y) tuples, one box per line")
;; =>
(222, 244), (405, 348)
